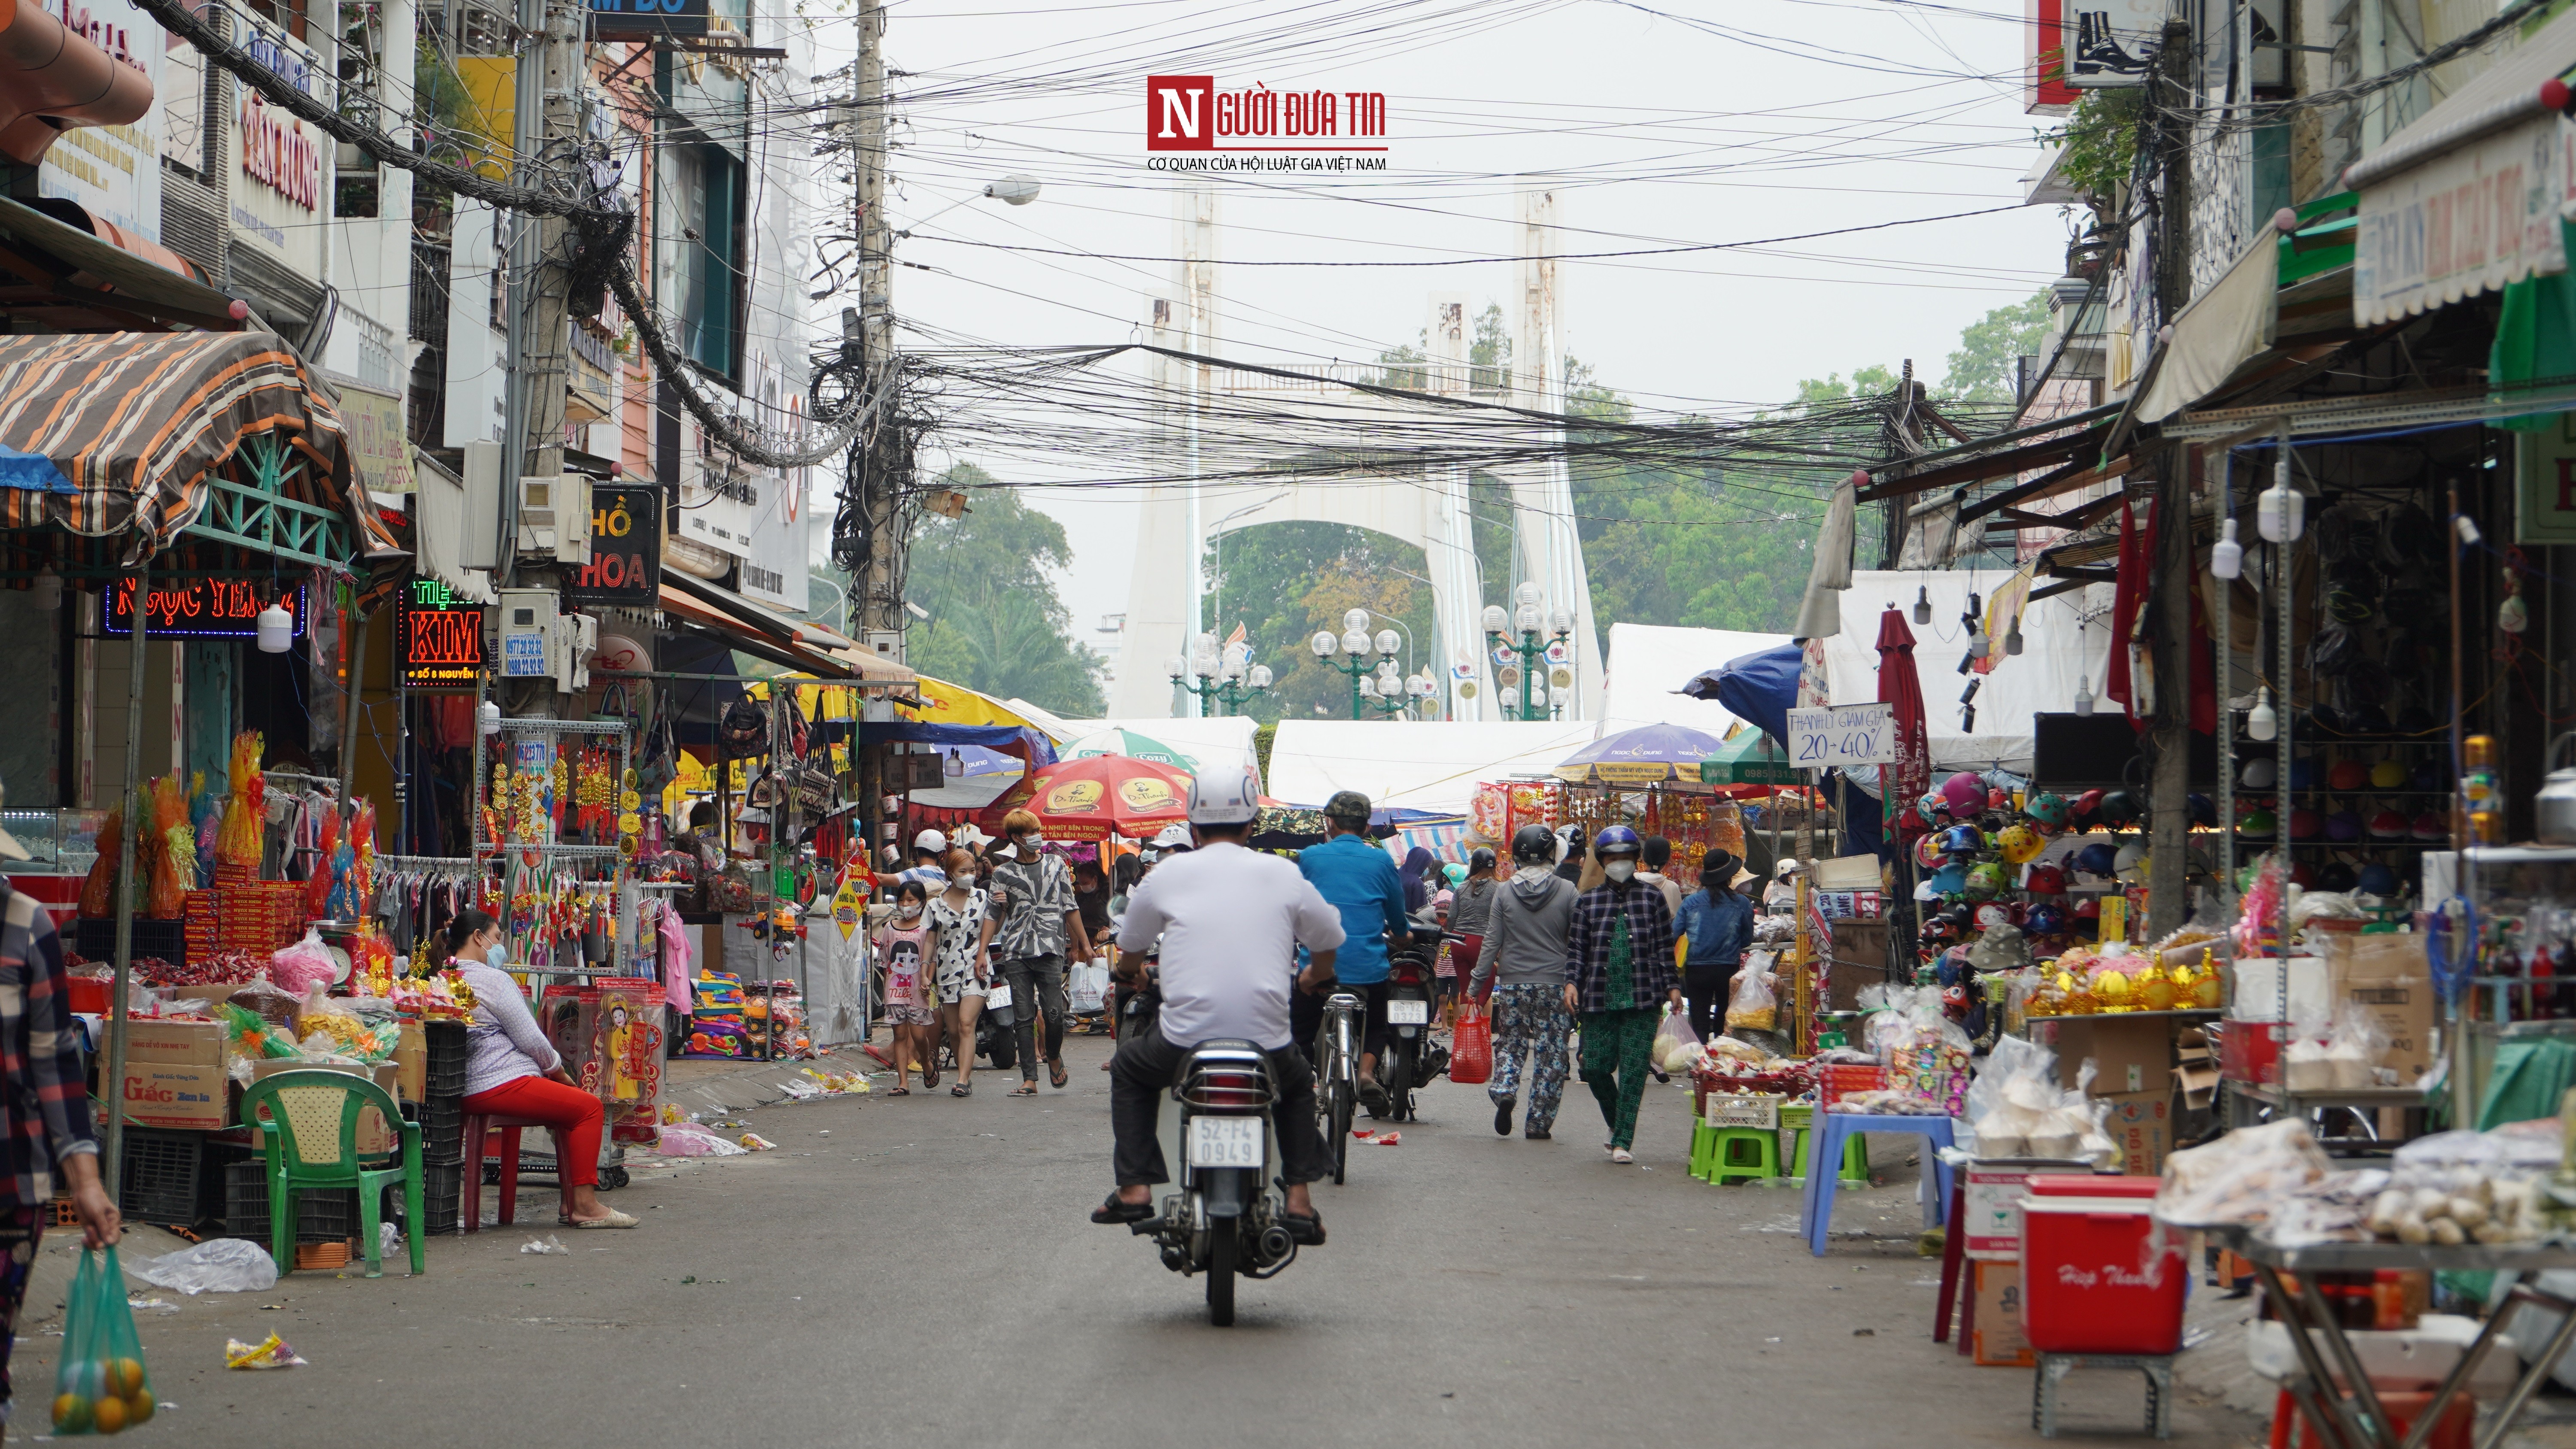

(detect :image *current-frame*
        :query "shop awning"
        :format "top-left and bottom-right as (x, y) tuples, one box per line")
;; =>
(0, 330), (358, 566)
(897, 676), (1047, 731)
(0, 196), (240, 333)
(2135, 220), (2283, 424)
(655, 579), (914, 684)
(2348, 3), (2576, 326)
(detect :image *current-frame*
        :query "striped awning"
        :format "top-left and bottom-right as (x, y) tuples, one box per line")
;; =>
(0, 331), (356, 566)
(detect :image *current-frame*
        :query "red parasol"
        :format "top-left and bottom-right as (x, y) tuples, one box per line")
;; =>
(1875, 607), (1931, 817)
(976, 754), (1193, 843)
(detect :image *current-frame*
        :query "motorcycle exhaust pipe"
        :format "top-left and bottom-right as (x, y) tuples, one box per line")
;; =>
(1258, 1225), (1292, 1264)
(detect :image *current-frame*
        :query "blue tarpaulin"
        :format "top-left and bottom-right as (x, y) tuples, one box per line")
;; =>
(1682, 642), (1885, 860)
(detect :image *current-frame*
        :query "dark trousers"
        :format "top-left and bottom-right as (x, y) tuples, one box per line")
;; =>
(1684, 961), (1739, 1043)
(1109, 1022), (1331, 1188)
(1002, 954), (1067, 1079)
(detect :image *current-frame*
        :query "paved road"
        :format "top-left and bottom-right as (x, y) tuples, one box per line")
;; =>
(33, 1034), (2259, 1448)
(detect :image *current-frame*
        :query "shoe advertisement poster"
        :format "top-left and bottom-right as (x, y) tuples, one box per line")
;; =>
(2064, 0), (2165, 85)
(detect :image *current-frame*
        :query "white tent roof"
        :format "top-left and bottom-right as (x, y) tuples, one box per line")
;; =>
(1048, 715), (1265, 791)
(1267, 720), (1596, 815)
(1818, 569), (2099, 775)
(1598, 622), (1792, 736)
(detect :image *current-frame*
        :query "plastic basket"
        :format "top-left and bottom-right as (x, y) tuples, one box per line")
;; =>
(1702, 1091), (1784, 1129)
(220, 1165), (358, 1244)
(413, 1098), (465, 1165)
(295, 1188), (357, 1244)
(117, 1127), (210, 1227)
(421, 1020), (468, 1098)
(390, 1161), (463, 1236)
(1817, 1063), (1891, 1108)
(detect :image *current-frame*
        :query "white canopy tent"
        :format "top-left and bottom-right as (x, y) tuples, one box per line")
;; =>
(1817, 569), (2101, 775)
(1597, 623), (1791, 736)
(1267, 720), (1596, 815)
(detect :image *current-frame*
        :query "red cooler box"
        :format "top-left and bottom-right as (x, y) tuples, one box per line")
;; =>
(2018, 1174), (2187, 1355)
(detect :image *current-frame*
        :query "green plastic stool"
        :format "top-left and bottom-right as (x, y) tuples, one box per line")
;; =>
(1688, 1119), (1719, 1181)
(1782, 1105), (1868, 1185)
(1707, 1126), (1780, 1184)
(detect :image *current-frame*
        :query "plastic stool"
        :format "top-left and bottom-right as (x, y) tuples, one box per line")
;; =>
(2033, 1353), (2173, 1440)
(1798, 1113), (1953, 1257)
(1707, 1127), (1780, 1185)
(1782, 1105), (1868, 1185)
(1688, 1120), (1718, 1182)
(458, 1111), (551, 1234)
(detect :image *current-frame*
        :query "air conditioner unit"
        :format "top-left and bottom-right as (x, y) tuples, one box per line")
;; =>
(516, 475), (595, 564)
(552, 611), (598, 692)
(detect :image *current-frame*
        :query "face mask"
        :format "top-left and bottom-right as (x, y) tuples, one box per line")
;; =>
(897, 904), (924, 921)
(1017, 833), (1043, 853)
(1604, 861), (1637, 883)
(954, 873), (976, 888)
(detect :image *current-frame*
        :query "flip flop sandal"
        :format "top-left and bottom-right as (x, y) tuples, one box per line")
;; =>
(924, 1064), (940, 1089)
(1090, 1192), (1154, 1225)
(1049, 1060), (1069, 1089)
(951, 1082), (972, 1097)
(1279, 1211), (1326, 1246)
(887, 1086), (911, 1096)
(1009, 1083), (1038, 1097)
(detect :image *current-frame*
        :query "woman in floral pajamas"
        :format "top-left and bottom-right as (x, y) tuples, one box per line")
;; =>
(926, 849), (990, 1097)
(1468, 825), (1579, 1140)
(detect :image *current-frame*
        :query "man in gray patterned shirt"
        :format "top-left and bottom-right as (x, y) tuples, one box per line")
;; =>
(978, 808), (1096, 1093)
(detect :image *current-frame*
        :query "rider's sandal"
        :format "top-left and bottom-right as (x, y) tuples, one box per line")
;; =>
(1090, 1192), (1155, 1225)
(1279, 1211), (1326, 1246)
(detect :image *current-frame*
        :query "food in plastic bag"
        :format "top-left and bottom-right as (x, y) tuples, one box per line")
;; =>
(2154, 1118), (2332, 1227)
(1652, 1008), (1698, 1073)
(1723, 967), (1777, 1032)
(224, 1333), (307, 1370)
(2327, 1000), (2388, 1089)
(655, 1121), (749, 1157)
(134, 1236), (281, 1296)
(270, 931), (338, 997)
(52, 1247), (155, 1433)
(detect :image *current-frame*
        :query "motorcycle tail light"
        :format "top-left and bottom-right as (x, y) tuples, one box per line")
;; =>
(1185, 1068), (1272, 1109)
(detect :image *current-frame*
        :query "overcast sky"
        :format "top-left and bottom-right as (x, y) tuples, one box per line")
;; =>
(805, 0), (2072, 644)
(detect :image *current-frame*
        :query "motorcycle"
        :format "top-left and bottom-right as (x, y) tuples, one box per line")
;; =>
(973, 982), (1018, 1071)
(1367, 916), (1450, 1122)
(1139, 1037), (1303, 1326)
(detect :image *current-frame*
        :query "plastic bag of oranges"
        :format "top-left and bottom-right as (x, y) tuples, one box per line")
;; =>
(52, 1246), (154, 1434)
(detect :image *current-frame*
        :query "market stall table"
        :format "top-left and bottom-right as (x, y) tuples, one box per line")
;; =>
(2208, 1226), (2576, 1449)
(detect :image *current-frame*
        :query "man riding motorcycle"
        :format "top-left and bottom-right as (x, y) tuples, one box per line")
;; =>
(1092, 766), (1343, 1243)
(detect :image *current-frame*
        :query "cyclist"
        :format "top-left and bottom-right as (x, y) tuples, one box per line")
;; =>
(1295, 790), (1410, 1113)
(1093, 767), (1340, 1242)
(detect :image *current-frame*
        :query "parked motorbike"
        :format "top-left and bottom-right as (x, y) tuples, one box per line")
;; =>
(1367, 916), (1450, 1122)
(975, 983), (1018, 1071)
(1137, 1038), (1304, 1326)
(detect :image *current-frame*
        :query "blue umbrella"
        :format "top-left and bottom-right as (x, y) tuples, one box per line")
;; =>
(1553, 721), (1729, 784)
(0, 446), (72, 494)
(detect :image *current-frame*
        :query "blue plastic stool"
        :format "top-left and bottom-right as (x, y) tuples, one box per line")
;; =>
(1781, 1105), (1869, 1185)
(1798, 1113), (1954, 1257)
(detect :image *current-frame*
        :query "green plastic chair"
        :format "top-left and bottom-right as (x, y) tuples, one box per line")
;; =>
(238, 1068), (425, 1279)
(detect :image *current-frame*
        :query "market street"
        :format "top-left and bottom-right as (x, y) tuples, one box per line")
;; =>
(30, 1038), (2259, 1449)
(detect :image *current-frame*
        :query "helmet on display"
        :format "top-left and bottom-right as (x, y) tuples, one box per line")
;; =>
(2412, 811), (2450, 843)
(2187, 794), (2218, 828)
(2370, 760), (2409, 790)
(1965, 862), (2006, 899)
(2288, 859), (2317, 889)
(1510, 823), (1558, 865)
(2024, 902), (2068, 937)
(2025, 792), (2071, 831)
(2324, 809), (2363, 843)
(1943, 823), (1982, 859)
(2072, 788), (2105, 820)
(2289, 756), (2319, 791)
(2327, 759), (2370, 792)
(1941, 985), (1970, 1018)
(1941, 771), (1987, 817)
(2072, 896), (2102, 919)
(2367, 809), (2409, 840)
(1973, 901), (2015, 931)
(1987, 786), (2011, 811)
(2073, 842), (2120, 877)
(1999, 825), (2044, 864)
(1185, 765), (1262, 826)
(1918, 790), (1950, 821)
(1929, 862), (1968, 896)
(2025, 863), (2068, 896)
(1921, 915), (1958, 944)
(2289, 808), (2324, 840)
(1593, 825), (1643, 860)
(2317, 862), (2359, 893)
(2239, 808), (2278, 837)
(2114, 839), (2149, 878)
(2240, 757), (2278, 790)
(2097, 791), (2141, 828)
(1914, 833), (1948, 871)
(2356, 862), (2400, 897)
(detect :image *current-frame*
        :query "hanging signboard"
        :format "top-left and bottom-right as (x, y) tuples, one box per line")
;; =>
(103, 578), (303, 640)
(584, 0), (710, 42)
(563, 484), (660, 605)
(1783, 702), (1898, 770)
(396, 577), (488, 689)
(832, 869), (863, 941)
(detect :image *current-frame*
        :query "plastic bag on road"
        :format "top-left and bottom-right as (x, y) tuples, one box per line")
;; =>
(656, 1121), (749, 1157)
(133, 1236), (279, 1296)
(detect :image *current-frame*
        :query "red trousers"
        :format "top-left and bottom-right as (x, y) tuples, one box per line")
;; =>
(462, 1074), (604, 1188)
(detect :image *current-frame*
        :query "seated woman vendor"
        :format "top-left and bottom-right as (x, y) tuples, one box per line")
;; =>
(446, 909), (640, 1229)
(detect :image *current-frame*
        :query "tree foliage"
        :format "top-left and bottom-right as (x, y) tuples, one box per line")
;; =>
(1200, 520), (1437, 726)
(1943, 291), (2051, 403)
(904, 463), (1106, 716)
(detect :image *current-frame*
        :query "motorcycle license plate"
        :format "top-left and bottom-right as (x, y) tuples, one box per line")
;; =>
(1385, 999), (1430, 1025)
(1187, 1116), (1264, 1169)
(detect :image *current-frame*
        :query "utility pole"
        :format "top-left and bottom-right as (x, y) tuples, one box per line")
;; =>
(855, 0), (897, 639)
(2146, 17), (2195, 940)
(498, 0), (582, 590)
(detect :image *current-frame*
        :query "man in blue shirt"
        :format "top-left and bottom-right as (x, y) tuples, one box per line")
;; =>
(1296, 790), (1412, 1110)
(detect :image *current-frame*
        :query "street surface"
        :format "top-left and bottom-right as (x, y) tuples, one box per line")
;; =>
(20, 1035), (2264, 1448)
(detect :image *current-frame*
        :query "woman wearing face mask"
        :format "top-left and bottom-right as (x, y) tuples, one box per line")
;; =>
(1565, 826), (1681, 1165)
(448, 909), (638, 1226)
(872, 881), (937, 1094)
(927, 848), (990, 1096)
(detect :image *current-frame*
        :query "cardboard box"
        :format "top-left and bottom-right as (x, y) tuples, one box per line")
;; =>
(2324, 934), (2436, 1082)
(2099, 1087), (2175, 1176)
(1973, 1261), (2035, 1367)
(120, 1061), (227, 1129)
(168, 984), (242, 1009)
(122, 1018), (224, 1066)
(392, 1022), (425, 1104)
(2045, 1016), (2173, 1096)
(244, 1060), (401, 1155)
(1964, 1161), (2091, 1260)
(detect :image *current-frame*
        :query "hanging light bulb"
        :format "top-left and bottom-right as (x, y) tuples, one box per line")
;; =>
(255, 596), (293, 654)
(30, 564), (60, 613)
(479, 699), (502, 735)
(2247, 687), (2278, 742)
(2004, 618), (2024, 656)
(2257, 449), (2305, 543)
(2210, 518), (2243, 580)
(2073, 673), (2095, 717)
(1913, 585), (1930, 625)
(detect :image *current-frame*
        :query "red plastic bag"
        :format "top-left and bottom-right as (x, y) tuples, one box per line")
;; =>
(1449, 1005), (1492, 1085)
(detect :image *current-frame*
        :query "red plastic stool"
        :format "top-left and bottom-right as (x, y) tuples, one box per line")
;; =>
(458, 1112), (551, 1234)
(2266, 1387), (2472, 1449)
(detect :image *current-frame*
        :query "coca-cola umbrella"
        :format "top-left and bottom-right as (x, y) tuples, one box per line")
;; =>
(1876, 606), (1931, 812)
(976, 753), (1193, 843)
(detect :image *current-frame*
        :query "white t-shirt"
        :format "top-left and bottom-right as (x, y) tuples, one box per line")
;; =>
(1115, 841), (1345, 1050)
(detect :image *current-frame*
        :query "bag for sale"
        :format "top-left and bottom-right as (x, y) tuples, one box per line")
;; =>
(52, 1246), (155, 1435)
(1449, 1005), (1493, 1085)
(1723, 967), (1778, 1033)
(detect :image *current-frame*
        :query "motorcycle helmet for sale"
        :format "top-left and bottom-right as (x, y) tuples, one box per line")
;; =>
(2289, 807), (2324, 840)
(2073, 841), (2120, 877)
(1941, 771), (1987, 817)
(2288, 859), (2317, 889)
(2114, 839), (2149, 879)
(1941, 985), (1971, 1019)
(1965, 861), (2006, 900)
(1996, 825), (2041, 864)
(1918, 789), (1950, 821)
(2024, 863), (2068, 896)
(1987, 785), (2011, 811)
(2411, 811), (2450, 843)
(2023, 902), (2068, 937)
(2187, 793), (2218, 828)
(2327, 758), (2370, 792)
(2324, 809), (2364, 843)
(1942, 822), (1982, 859)
(2366, 809), (2409, 840)
(1510, 823), (1557, 865)
(1973, 901), (2015, 932)
(2097, 790), (2141, 828)
(2356, 862), (2400, 897)
(2025, 791), (2071, 831)
(2369, 759), (2409, 790)
(2240, 756), (2278, 791)
(2238, 808), (2279, 837)
(1913, 832), (1949, 871)
(2289, 755), (2319, 791)
(2072, 896), (2102, 919)
(1928, 862), (1968, 896)
(1921, 915), (1958, 944)
(2317, 862), (2359, 893)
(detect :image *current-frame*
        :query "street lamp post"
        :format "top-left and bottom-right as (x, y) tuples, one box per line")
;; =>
(1483, 582), (1574, 723)
(1311, 609), (1403, 720)
(1170, 633), (1273, 717)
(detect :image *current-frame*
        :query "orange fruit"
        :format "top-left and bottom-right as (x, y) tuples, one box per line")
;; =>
(127, 1388), (155, 1425)
(106, 1358), (146, 1397)
(91, 1393), (127, 1433)
(53, 1392), (90, 1432)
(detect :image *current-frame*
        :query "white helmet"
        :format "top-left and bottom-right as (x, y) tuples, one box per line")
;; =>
(1151, 823), (1195, 849)
(1185, 765), (1261, 827)
(913, 828), (948, 852)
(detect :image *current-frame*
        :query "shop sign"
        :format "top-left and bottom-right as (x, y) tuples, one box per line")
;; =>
(35, 0), (161, 241)
(562, 485), (659, 605)
(336, 381), (416, 495)
(2516, 424), (2576, 544)
(585, 0), (709, 41)
(1783, 702), (1897, 770)
(222, 19), (326, 278)
(2354, 116), (2576, 327)
(503, 631), (547, 677)
(396, 578), (487, 689)
(102, 577), (303, 640)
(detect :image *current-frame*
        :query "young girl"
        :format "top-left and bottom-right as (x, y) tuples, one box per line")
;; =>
(927, 848), (990, 1097)
(873, 880), (937, 1095)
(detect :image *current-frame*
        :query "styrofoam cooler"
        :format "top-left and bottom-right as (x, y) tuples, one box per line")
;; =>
(2018, 1173), (2188, 1355)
